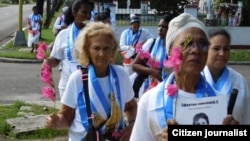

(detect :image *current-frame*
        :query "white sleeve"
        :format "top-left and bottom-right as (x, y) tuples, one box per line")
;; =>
(119, 29), (131, 51)
(61, 70), (82, 108)
(241, 78), (250, 124)
(50, 29), (67, 60)
(142, 38), (155, 52)
(53, 17), (61, 30)
(235, 73), (250, 124)
(229, 68), (250, 124)
(130, 93), (155, 141)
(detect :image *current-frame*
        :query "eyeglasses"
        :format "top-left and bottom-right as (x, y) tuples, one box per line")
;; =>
(184, 40), (210, 52)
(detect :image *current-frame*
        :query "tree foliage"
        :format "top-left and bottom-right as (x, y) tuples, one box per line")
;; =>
(150, 0), (189, 15)
(242, 0), (250, 26)
(215, 0), (250, 26)
(41, 0), (65, 29)
(92, 0), (113, 2)
(117, 0), (140, 8)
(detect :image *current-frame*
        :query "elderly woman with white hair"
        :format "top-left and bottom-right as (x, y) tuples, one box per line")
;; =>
(130, 13), (240, 141)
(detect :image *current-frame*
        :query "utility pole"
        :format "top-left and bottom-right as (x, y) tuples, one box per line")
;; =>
(13, 0), (27, 47)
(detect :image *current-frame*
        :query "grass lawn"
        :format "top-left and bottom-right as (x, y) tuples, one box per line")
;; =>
(0, 101), (68, 140)
(230, 49), (250, 61)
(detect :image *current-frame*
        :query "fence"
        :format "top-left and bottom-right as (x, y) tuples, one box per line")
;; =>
(115, 8), (161, 26)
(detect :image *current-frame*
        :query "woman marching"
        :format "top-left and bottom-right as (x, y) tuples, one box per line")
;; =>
(46, 22), (137, 141)
(130, 13), (240, 141)
(44, 0), (93, 99)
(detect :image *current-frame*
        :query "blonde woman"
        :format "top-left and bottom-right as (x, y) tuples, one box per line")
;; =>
(46, 22), (137, 141)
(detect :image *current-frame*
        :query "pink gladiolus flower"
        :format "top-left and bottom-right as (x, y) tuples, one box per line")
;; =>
(37, 46), (45, 53)
(164, 47), (182, 72)
(42, 86), (55, 101)
(135, 42), (143, 53)
(36, 42), (49, 60)
(37, 43), (56, 107)
(38, 42), (48, 51)
(43, 62), (50, 69)
(166, 84), (178, 97)
(36, 51), (46, 60)
(41, 72), (52, 84)
(41, 63), (52, 84)
(139, 51), (151, 60)
(147, 59), (160, 69)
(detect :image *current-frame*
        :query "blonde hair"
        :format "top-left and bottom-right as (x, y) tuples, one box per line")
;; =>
(74, 22), (119, 66)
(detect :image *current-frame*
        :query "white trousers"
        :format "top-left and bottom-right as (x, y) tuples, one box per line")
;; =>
(27, 32), (40, 47)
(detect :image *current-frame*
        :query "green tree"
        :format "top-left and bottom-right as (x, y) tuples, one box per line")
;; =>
(150, 0), (189, 15)
(118, 0), (126, 8)
(117, 0), (140, 8)
(43, 0), (65, 29)
(130, 0), (140, 8)
(242, 0), (250, 26)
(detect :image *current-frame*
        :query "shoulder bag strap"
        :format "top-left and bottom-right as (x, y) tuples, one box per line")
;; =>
(133, 28), (142, 46)
(143, 38), (156, 64)
(78, 65), (94, 126)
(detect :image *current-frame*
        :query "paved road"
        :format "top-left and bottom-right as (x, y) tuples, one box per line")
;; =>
(0, 62), (60, 104)
(0, 4), (34, 46)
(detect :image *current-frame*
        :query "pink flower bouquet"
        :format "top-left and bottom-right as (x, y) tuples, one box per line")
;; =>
(36, 42), (56, 108)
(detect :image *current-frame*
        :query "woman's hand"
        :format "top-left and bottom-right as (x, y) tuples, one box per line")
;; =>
(46, 113), (60, 129)
(161, 119), (178, 141)
(222, 115), (239, 125)
(150, 68), (162, 81)
(46, 104), (75, 130)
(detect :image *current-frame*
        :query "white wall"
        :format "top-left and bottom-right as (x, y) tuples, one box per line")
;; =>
(207, 27), (250, 45)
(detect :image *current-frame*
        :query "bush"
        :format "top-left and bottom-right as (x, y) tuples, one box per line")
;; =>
(1, 0), (10, 4)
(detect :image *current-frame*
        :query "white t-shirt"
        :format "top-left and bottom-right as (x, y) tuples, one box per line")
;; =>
(50, 24), (80, 96)
(119, 27), (153, 51)
(130, 72), (218, 141)
(203, 66), (250, 124)
(61, 65), (134, 141)
(53, 14), (66, 30)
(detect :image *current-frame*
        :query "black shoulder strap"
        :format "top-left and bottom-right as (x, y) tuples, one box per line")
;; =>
(133, 28), (142, 46)
(143, 38), (156, 63)
(77, 65), (93, 126)
(149, 38), (156, 53)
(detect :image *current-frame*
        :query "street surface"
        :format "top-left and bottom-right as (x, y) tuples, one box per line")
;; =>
(0, 62), (60, 104)
(0, 4), (34, 46)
